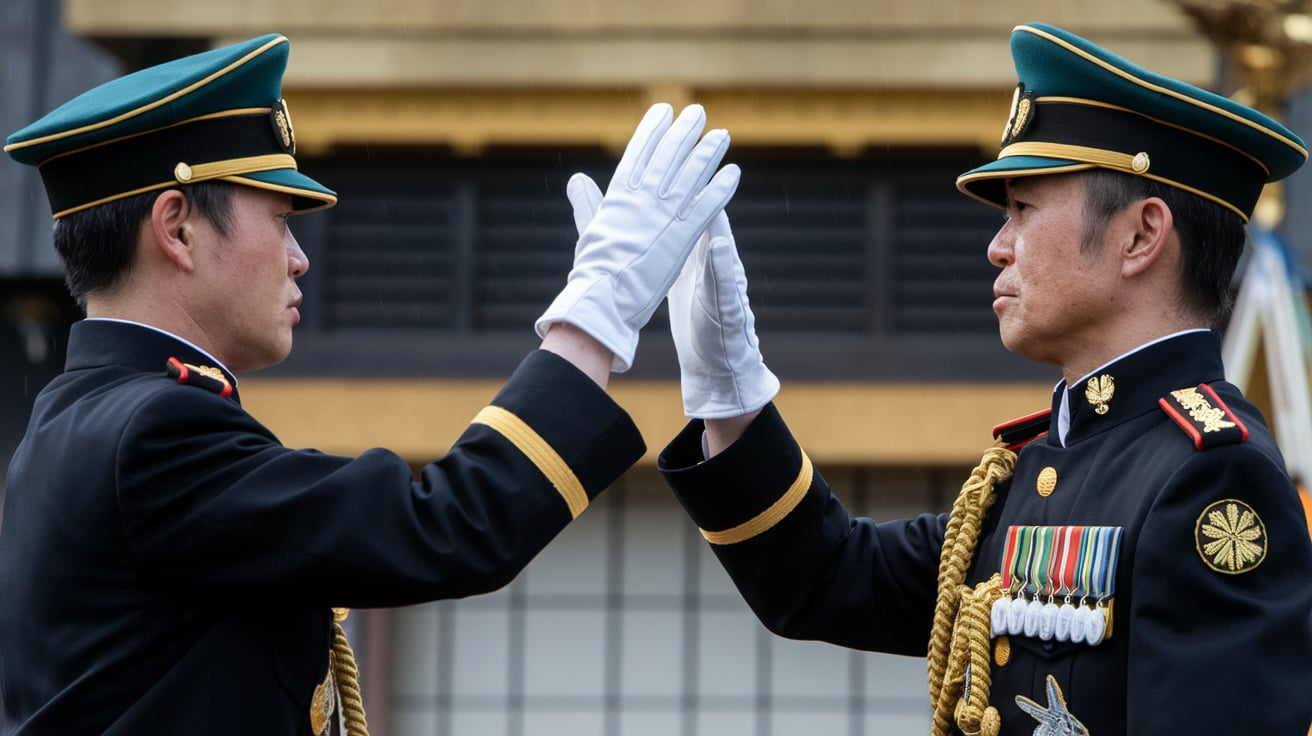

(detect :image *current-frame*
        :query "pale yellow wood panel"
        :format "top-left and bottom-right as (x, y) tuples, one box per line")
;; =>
(239, 379), (1052, 467)
(268, 37), (1209, 90)
(67, 0), (1196, 34)
(282, 87), (1015, 154)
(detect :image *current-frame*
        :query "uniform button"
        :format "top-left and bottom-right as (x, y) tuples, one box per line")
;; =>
(1036, 466), (1057, 497)
(994, 636), (1011, 666)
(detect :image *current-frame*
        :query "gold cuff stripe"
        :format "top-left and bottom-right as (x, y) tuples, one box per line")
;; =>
(1017, 24), (1308, 159)
(701, 451), (813, 546)
(4, 37), (288, 154)
(471, 405), (588, 519)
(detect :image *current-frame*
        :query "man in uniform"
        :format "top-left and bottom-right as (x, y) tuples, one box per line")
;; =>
(0, 35), (739, 735)
(574, 22), (1312, 735)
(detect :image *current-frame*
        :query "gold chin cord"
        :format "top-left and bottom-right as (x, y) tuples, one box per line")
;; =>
(927, 446), (1017, 736)
(332, 608), (370, 736)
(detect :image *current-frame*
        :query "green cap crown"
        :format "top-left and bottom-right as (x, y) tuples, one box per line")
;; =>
(5, 34), (336, 218)
(957, 22), (1308, 222)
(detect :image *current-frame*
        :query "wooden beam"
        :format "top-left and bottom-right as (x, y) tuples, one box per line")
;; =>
(238, 378), (1052, 467)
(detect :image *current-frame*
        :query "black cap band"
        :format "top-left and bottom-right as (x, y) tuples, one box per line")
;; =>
(1008, 100), (1270, 217)
(38, 111), (292, 216)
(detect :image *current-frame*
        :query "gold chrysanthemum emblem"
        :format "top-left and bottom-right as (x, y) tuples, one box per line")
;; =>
(1196, 499), (1266, 574)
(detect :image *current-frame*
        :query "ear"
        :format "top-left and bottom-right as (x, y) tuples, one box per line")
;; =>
(1120, 196), (1174, 279)
(149, 189), (199, 272)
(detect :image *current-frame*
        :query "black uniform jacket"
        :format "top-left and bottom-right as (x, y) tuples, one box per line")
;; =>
(660, 331), (1312, 735)
(0, 319), (645, 735)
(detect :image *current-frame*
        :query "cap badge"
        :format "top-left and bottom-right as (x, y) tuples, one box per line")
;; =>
(1084, 374), (1115, 415)
(1196, 499), (1266, 574)
(270, 98), (296, 155)
(1001, 83), (1037, 147)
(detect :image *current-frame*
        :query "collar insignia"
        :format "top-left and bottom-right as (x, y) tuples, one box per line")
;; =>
(1084, 374), (1115, 415)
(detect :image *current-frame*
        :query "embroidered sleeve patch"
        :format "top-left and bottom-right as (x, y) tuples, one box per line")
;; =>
(1195, 499), (1266, 574)
(1158, 384), (1248, 450)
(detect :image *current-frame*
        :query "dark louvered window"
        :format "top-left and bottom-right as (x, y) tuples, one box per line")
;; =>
(283, 147), (1043, 380)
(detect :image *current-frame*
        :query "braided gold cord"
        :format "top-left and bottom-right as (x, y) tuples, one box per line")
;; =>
(332, 615), (370, 736)
(927, 446), (1016, 736)
(948, 576), (1004, 736)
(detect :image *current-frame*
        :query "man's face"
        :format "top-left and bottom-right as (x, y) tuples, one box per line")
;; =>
(193, 187), (308, 372)
(986, 174), (1119, 369)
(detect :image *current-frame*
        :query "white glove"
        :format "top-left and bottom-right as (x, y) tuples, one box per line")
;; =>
(668, 211), (779, 418)
(565, 175), (778, 419)
(535, 103), (740, 372)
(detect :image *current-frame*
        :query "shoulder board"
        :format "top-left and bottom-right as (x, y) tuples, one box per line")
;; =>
(1157, 383), (1248, 450)
(166, 357), (233, 398)
(992, 408), (1052, 452)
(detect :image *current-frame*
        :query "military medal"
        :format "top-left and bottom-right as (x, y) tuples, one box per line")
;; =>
(996, 524), (1122, 645)
(991, 526), (1022, 636)
(1007, 526), (1035, 636)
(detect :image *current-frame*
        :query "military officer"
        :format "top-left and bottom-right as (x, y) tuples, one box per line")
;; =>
(0, 34), (739, 735)
(581, 22), (1311, 735)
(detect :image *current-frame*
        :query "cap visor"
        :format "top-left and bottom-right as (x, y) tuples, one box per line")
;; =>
(956, 155), (1094, 209)
(227, 168), (337, 213)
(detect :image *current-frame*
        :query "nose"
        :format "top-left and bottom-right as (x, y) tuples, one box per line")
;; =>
(287, 230), (309, 278)
(987, 222), (1013, 269)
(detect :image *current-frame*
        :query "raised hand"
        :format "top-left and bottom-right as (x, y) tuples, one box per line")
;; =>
(535, 103), (740, 372)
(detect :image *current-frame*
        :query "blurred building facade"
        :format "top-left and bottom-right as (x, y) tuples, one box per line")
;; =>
(1, 2), (1306, 734)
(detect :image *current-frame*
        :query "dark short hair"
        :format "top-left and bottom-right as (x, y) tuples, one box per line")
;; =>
(1078, 169), (1246, 327)
(51, 182), (236, 308)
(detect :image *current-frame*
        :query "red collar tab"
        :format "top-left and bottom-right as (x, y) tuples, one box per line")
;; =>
(166, 357), (234, 398)
(993, 408), (1053, 452)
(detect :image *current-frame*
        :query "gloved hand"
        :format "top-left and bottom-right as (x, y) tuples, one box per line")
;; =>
(565, 175), (778, 419)
(535, 103), (740, 372)
(667, 211), (780, 418)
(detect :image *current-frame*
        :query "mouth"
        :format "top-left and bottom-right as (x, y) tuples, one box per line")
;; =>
(289, 296), (303, 326)
(992, 286), (1015, 313)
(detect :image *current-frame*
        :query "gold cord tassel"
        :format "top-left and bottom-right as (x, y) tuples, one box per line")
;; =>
(332, 609), (370, 736)
(927, 446), (1016, 736)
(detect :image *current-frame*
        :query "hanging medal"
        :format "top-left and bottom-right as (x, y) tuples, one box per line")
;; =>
(1008, 526), (1035, 636)
(1037, 526), (1060, 641)
(1053, 525), (1084, 642)
(992, 526), (1023, 636)
(1085, 526), (1123, 647)
(1023, 526), (1049, 638)
(1070, 525), (1097, 644)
